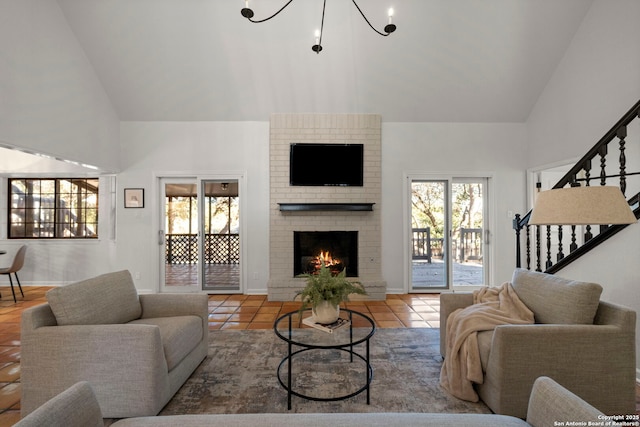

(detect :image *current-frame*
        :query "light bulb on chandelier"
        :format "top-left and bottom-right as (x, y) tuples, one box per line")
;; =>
(240, 0), (397, 53)
(312, 29), (323, 53)
(385, 8), (396, 34)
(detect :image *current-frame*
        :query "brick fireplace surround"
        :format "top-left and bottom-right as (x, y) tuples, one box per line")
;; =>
(267, 114), (387, 301)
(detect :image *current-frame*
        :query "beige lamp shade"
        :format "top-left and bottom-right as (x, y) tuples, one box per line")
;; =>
(529, 186), (637, 225)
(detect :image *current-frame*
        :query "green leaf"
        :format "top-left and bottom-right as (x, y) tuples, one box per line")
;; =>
(294, 259), (367, 313)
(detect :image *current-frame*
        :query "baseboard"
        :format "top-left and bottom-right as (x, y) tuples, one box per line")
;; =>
(244, 289), (268, 295)
(0, 282), (64, 287)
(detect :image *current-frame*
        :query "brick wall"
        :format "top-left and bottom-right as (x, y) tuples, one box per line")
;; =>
(267, 114), (387, 301)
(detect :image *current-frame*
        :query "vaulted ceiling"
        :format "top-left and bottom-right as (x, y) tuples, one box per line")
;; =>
(56, 0), (593, 123)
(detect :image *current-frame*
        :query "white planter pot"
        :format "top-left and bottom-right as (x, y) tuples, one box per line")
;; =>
(312, 300), (340, 324)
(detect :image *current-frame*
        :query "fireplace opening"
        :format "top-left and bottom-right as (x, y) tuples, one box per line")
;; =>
(293, 231), (358, 277)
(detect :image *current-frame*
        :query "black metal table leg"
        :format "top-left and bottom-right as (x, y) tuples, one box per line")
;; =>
(274, 309), (375, 409)
(287, 315), (292, 410)
(349, 310), (354, 362)
(366, 337), (370, 404)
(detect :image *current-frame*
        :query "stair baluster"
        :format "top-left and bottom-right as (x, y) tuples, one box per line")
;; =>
(513, 99), (640, 273)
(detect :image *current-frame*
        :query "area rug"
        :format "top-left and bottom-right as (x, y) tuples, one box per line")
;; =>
(159, 328), (491, 415)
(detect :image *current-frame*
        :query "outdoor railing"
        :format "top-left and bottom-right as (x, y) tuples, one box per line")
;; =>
(166, 233), (240, 264)
(411, 228), (480, 263)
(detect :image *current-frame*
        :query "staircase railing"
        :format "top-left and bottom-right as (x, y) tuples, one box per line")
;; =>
(514, 99), (640, 273)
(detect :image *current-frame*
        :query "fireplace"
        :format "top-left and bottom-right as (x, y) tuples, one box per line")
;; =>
(293, 231), (358, 277)
(267, 113), (386, 301)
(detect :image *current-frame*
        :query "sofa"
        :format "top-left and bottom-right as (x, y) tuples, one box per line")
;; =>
(440, 268), (636, 419)
(20, 270), (209, 419)
(15, 376), (606, 427)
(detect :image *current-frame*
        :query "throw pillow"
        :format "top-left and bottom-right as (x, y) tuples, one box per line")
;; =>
(511, 268), (602, 324)
(46, 270), (142, 325)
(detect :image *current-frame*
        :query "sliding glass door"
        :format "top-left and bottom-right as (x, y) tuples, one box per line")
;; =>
(159, 176), (242, 293)
(410, 180), (449, 289)
(201, 180), (240, 291)
(408, 176), (489, 291)
(160, 178), (199, 292)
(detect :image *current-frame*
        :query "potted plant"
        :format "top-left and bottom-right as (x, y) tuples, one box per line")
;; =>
(295, 260), (367, 324)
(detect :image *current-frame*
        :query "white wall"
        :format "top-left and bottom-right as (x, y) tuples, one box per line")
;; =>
(0, 119), (530, 295)
(0, 149), (117, 284)
(381, 122), (528, 292)
(0, 120), (273, 291)
(526, 0), (640, 371)
(0, 147), (100, 174)
(0, 0), (119, 171)
(115, 120), (528, 295)
(527, 0), (640, 168)
(1, 118), (528, 294)
(0, 0), (120, 285)
(118, 121), (270, 293)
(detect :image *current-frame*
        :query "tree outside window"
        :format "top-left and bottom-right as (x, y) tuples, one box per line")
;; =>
(8, 178), (99, 239)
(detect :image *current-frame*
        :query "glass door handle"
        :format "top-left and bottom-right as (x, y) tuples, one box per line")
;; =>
(158, 230), (165, 245)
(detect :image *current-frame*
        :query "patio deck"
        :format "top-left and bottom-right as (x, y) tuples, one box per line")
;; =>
(165, 264), (240, 290)
(412, 259), (483, 288)
(166, 260), (483, 290)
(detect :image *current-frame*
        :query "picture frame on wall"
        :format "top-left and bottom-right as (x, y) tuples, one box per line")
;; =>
(124, 188), (144, 208)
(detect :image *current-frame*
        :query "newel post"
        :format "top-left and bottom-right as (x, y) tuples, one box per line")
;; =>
(513, 213), (522, 269)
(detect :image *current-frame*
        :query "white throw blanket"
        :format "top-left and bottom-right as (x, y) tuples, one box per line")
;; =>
(439, 282), (534, 401)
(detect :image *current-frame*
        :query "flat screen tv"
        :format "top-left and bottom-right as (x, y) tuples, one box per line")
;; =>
(289, 143), (364, 186)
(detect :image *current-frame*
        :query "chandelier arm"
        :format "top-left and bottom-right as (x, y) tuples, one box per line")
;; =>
(312, 0), (327, 53)
(351, 0), (390, 36)
(246, 0), (296, 23)
(318, 0), (326, 46)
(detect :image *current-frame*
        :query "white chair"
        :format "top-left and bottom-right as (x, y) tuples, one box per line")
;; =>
(0, 245), (27, 303)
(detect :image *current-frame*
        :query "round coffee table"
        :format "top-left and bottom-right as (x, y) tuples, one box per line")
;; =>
(273, 308), (375, 409)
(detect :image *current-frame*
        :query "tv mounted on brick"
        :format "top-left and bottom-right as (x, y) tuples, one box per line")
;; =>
(289, 143), (364, 187)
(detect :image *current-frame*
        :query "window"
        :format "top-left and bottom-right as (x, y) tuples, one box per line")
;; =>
(8, 178), (99, 239)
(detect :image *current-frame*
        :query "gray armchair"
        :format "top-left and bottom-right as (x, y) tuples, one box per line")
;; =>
(20, 270), (208, 419)
(440, 268), (636, 419)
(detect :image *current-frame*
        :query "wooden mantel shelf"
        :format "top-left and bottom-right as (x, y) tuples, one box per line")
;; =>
(278, 203), (375, 212)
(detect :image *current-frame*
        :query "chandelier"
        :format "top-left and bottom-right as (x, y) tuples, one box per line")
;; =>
(240, 0), (397, 53)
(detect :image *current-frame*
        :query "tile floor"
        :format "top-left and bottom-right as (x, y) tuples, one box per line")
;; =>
(1, 287), (638, 425)
(206, 293), (442, 330)
(0, 287), (441, 425)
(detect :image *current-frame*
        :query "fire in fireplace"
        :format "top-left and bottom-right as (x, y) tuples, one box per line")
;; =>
(293, 231), (358, 277)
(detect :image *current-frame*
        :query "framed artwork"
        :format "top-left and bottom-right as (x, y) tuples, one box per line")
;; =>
(124, 188), (144, 208)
